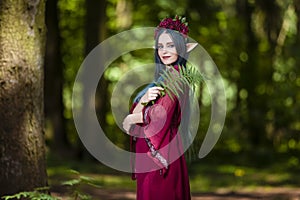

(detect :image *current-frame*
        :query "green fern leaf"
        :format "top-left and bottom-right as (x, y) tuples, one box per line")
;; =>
(164, 87), (175, 101)
(62, 179), (80, 186)
(157, 65), (204, 101)
(141, 64), (204, 106)
(173, 79), (184, 93)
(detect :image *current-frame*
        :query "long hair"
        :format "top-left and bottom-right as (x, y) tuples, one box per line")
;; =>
(134, 28), (189, 103)
(132, 28), (194, 161)
(134, 29), (191, 142)
(153, 29), (192, 152)
(154, 28), (189, 81)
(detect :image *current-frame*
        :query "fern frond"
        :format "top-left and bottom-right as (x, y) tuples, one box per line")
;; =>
(140, 65), (204, 106)
(2, 190), (60, 200)
(173, 79), (184, 94)
(155, 65), (204, 101)
(179, 67), (191, 86)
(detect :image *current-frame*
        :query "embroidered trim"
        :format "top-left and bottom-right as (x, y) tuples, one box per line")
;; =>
(145, 138), (168, 169)
(143, 106), (150, 124)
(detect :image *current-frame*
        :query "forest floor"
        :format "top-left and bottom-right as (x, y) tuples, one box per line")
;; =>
(47, 150), (300, 200)
(50, 186), (300, 200)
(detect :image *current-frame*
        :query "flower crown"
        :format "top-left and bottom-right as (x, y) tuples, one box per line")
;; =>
(155, 15), (189, 38)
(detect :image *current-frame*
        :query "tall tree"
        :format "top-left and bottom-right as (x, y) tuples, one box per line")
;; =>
(45, 0), (69, 152)
(85, 0), (108, 127)
(0, 0), (48, 195)
(294, 0), (300, 43)
(236, 0), (265, 147)
(76, 0), (108, 159)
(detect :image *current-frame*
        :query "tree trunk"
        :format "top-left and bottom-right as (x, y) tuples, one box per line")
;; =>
(294, 0), (300, 43)
(236, 0), (265, 147)
(45, 0), (69, 152)
(0, 0), (48, 195)
(76, 0), (108, 160)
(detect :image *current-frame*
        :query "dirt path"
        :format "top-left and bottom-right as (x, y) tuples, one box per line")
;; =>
(52, 187), (300, 200)
(192, 187), (300, 200)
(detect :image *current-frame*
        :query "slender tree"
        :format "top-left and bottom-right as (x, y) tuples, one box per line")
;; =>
(85, 0), (108, 126)
(0, 0), (48, 195)
(76, 0), (109, 159)
(45, 0), (69, 152)
(294, 0), (300, 42)
(235, 0), (264, 147)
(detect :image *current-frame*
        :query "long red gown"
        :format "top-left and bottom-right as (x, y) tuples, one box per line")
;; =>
(129, 76), (191, 200)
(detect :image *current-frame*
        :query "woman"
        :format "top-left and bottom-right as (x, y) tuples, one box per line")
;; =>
(122, 16), (197, 200)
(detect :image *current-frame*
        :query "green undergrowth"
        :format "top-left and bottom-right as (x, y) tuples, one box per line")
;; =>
(47, 149), (300, 195)
(189, 149), (300, 193)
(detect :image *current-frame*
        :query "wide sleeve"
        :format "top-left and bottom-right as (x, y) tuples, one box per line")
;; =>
(141, 92), (182, 173)
(143, 94), (179, 149)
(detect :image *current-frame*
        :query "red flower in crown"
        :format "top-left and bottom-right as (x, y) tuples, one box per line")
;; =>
(155, 16), (189, 38)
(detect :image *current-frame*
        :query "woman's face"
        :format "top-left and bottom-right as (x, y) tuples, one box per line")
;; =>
(157, 32), (178, 65)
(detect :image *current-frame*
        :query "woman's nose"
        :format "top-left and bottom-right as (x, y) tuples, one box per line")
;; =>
(161, 47), (168, 54)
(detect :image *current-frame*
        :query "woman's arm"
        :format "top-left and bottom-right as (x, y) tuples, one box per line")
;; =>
(132, 86), (164, 113)
(123, 86), (164, 134)
(122, 112), (143, 134)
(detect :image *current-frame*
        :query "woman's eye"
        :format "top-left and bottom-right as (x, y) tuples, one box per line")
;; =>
(157, 44), (175, 49)
(167, 44), (175, 48)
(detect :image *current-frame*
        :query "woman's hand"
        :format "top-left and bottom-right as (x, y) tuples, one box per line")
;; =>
(140, 86), (164, 104)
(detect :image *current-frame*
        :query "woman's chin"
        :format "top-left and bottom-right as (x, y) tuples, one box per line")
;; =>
(162, 61), (173, 65)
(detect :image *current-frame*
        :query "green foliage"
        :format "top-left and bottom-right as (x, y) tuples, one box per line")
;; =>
(2, 170), (101, 200)
(46, 151), (300, 196)
(142, 65), (205, 105)
(159, 65), (204, 99)
(61, 170), (101, 200)
(50, 0), (300, 162)
(1, 187), (59, 200)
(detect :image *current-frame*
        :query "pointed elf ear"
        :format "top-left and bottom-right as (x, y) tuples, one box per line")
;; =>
(186, 43), (198, 53)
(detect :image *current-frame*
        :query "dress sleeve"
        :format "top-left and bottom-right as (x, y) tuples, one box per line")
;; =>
(141, 93), (180, 172)
(143, 93), (179, 150)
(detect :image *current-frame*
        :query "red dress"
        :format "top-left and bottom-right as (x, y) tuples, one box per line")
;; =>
(129, 78), (191, 200)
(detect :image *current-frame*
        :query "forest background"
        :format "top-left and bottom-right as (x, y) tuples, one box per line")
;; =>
(0, 0), (299, 199)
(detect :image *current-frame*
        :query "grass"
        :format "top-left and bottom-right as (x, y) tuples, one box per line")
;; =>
(46, 149), (300, 197)
(47, 153), (136, 192)
(188, 149), (300, 193)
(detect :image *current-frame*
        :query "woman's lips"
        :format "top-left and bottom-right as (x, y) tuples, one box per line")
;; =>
(162, 56), (171, 59)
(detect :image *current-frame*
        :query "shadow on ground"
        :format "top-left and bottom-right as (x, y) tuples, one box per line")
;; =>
(51, 187), (300, 200)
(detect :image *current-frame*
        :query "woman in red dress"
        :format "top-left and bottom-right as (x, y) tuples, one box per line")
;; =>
(122, 16), (197, 200)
